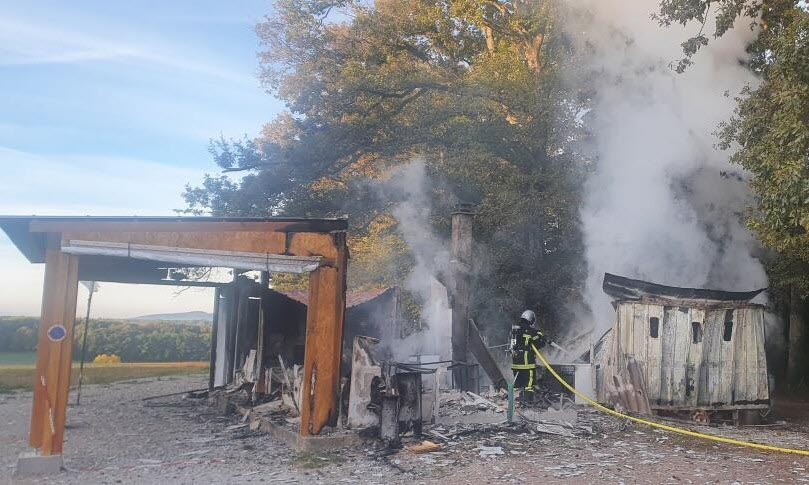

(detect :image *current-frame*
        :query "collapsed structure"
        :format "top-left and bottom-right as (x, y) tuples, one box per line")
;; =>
(597, 273), (770, 421)
(0, 215), (350, 463)
(208, 278), (396, 392)
(0, 211), (510, 463)
(2, 212), (776, 470)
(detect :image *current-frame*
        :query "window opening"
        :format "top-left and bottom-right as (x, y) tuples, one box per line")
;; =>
(649, 317), (659, 338)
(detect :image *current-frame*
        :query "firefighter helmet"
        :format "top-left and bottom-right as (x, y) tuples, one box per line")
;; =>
(520, 309), (536, 325)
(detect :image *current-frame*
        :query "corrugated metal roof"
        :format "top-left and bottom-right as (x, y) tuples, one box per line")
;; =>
(602, 273), (766, 304)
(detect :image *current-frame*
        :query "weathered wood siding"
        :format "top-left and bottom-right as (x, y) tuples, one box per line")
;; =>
(611, 302), (768, 410)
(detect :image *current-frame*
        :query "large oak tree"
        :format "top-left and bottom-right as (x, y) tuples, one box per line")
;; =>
(184, 0), (588, 338)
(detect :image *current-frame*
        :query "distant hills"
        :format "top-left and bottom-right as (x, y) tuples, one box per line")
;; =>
(129, 311), (213, 322)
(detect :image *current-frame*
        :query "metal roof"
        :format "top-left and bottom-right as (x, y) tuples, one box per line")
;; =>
(602, 273), (766, 304)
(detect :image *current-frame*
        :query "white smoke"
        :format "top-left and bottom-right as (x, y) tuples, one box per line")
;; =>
(383, 159), (453, 361)
(567, 0), (768, 331)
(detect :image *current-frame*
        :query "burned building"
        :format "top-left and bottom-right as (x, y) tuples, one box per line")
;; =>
(0, 215), (350, 463)
(597, 273), (770, 418)
(209, 283), (399, 387)
(275, 286), (398, 373)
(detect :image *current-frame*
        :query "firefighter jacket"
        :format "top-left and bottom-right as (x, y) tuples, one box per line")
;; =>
(510, 322), (547, 370)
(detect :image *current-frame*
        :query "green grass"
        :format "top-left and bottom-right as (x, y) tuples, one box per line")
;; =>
(0, 352), (37, 365)
(0, 362), (209, 392)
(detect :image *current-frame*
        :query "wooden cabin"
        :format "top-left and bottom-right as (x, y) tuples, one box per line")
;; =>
(597, 273), (769, 415)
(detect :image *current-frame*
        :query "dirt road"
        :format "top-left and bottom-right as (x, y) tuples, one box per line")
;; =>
(2, 376), (809, 484)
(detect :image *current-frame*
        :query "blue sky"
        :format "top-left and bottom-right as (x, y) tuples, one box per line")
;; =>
(0, 0), (283, 317)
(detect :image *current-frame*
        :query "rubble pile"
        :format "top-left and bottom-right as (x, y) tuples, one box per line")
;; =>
(346, 407), (624, 480)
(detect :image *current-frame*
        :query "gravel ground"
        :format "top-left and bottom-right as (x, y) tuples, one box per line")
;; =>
(2, 376), (809, 484)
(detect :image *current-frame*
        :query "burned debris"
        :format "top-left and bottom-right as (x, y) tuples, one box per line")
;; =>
(0, 215), (352, 465)
(3, 211), (801, 482)
(198, 204), (601, 455)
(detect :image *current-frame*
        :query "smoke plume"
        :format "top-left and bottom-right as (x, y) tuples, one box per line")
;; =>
(380, 159), (453, 361)
(567, 0), (768, 331)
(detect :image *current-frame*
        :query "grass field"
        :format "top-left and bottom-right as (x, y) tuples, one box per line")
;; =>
(0, 361), (209, 393)
(0, 352), (37, 366)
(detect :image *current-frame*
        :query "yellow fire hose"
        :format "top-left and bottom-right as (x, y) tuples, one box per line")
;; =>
(533, 347), (809, 456)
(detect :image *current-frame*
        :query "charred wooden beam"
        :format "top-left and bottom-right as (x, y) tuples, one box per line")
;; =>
(468, 318), (508, 390)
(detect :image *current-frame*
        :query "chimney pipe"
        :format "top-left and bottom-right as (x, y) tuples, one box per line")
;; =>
(450, 203), (475, 390)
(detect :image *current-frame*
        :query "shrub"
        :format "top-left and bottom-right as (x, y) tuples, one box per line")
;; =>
(92, 353), (121, 364)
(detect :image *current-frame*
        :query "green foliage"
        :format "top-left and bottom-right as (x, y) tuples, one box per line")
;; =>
(0, 317), (211, 362)
(656, 1), (809, 297)
(653, 0), (764, 72)
(0, 317), (38, 352)
(184, 0), (587, 336)
(75, 320), (211, 363)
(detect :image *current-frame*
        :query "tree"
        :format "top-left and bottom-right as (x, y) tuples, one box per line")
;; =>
(655, 0), (809, 385)
(185, 0), (588, 339)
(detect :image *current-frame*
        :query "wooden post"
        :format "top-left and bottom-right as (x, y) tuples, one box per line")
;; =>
(29, 242), (79, 456)
(300, 265), (346, 435)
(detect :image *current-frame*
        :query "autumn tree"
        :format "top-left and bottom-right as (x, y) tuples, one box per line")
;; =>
(185, 0), (587, 338)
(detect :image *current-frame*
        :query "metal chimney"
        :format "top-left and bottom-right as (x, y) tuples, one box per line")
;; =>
(450, 203), (475, 390)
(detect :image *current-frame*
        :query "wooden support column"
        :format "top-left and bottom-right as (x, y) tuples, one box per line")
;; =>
(300, 261), (346, 436)
(29, 243), (79, 456)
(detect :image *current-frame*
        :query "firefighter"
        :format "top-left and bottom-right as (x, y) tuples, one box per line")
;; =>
(510, 309), (546, 402)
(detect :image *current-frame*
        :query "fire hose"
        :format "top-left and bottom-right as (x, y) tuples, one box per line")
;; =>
(533, 346), (809, 457)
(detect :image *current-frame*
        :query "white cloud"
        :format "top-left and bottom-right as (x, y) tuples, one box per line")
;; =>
(0, 146), (206, 215)
(0, 2), (270, 318)
(0, 147), (217, 317)
(0, 15), (253, 86)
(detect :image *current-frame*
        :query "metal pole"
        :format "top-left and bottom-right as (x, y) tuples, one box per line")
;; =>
(507, 377), (515, 423)
(76, 281), (95, 406)
(208, 287), (221, 391)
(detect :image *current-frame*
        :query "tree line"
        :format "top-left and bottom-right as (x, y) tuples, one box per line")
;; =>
(0, 317), (211, 363)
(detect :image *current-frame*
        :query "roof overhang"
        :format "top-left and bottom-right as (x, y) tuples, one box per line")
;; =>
(602, 272), (766, 305)
(0, 215), (348, 286)
(0, 215), (348, 264)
